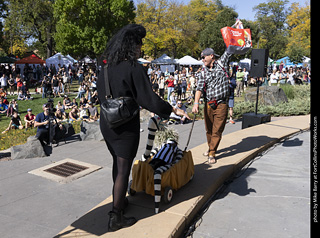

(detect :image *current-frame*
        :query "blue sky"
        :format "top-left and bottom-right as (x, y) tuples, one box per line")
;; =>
(133, 0), (310, 21)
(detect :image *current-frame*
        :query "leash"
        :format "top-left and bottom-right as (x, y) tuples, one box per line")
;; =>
(184, 113), (196, 152)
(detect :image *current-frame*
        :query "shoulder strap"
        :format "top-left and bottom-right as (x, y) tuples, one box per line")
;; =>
(104, 66), (112, 98)
(215, 61), (229, 79)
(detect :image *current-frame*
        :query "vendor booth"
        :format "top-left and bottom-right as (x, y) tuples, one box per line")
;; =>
(176, 55), (203, 65)
(46, 53), (74, 69)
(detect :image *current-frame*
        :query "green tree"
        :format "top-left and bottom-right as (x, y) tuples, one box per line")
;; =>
(253, 0), (289, 59)
(3, 0), (55, 58)
(199, 6), (238, 56)
(54, 0), (135, 58)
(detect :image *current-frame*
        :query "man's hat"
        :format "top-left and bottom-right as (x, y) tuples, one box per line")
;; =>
(201, 48), (220, 58)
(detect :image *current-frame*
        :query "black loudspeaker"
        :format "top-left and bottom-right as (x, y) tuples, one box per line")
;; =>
(242, 113), (271, 129)
(250, 49), (269, 78)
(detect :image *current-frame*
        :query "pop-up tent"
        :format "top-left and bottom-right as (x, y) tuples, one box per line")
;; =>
(66, 54), (77, 63)
(177, 55), (203, 65)
(276, 56), (305, 67)
(0, 56), (17, 63)
(15, 54), (45, 65)
(138, 58), (151, 64)
(80, 55), (94, 64)
(151, 54), (175, 64)
(239, 58), (251, 70)
(46, 53), (74, 68)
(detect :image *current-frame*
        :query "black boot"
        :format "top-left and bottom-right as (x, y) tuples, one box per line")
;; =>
(108, 210), (136, 232)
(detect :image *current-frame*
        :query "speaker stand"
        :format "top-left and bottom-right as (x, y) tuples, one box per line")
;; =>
(242, 79), (271, 129)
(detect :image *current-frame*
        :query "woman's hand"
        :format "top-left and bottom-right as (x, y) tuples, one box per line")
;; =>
(172, 107), (190, 120)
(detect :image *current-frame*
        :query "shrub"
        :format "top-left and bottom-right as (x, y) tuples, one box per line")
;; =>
(233, 84), (310, 119)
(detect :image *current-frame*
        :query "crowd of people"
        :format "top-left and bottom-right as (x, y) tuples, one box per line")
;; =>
(0, 62), (100, 137)
(0, 57), (311, 135)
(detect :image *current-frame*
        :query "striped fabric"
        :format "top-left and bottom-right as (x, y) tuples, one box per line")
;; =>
(142, 116), (161, 161)
(152, 141), (178, 164)
(140, 116), (184, 213)
(153, 145), (183, 213)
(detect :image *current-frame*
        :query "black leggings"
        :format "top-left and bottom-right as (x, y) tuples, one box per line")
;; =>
(106, 141), (134, 211)
(112, 155), (134, 211)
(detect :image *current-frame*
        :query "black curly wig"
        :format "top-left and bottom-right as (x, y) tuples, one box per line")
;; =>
(103, 24), (146, 67)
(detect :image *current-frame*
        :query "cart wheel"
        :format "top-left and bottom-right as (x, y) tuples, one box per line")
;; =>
(163, 186), (173, 204)
(128, 180), (136, 196)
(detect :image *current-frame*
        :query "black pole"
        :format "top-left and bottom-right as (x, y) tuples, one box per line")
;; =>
(255, 78), (259, 115)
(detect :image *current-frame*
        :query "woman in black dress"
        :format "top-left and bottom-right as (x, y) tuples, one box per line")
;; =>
(97, 24), (188, 231)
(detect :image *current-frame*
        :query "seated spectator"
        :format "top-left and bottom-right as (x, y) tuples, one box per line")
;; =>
(75, 83), (86, 99)
(7, 99), (18, 117)
(69, 107), (80, 123)
(0, 88), (7, 98)
(79, 96), (87, 107)
(34, 103), (63, 148)
(24, 108), (35, 130)
(34, 104), (51, 146)
(2, 111), (24, 133)
(56, 101), (65, 113)
(21, 81), (33, 100)
(79, 104), (91, 121)
(169, 91), (177, 106)
(70, 98), (78, 108)
(169, 100), (189, 125)
(87, 101), (99, 121)
(0, 98), (8, 116)
(90, 90), (99, 105)
(55, 108), (67, 122)
(63, 95), (72, 109)
(17, 90), (26, 100)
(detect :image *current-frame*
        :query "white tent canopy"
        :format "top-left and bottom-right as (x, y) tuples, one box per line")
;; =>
(80, 55), (95, 64)
(138, 58), (151, 64)
(177, 55), (203, 65)
(66, 54), (77, 63)
(151, 54), (175, 64)
(239, 58), (251, 70)
(46, 53), (73, 68)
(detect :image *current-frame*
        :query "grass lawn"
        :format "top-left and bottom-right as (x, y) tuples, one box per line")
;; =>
(0, 82), (84, 150)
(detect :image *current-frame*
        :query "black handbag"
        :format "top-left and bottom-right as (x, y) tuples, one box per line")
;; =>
(100, 66), (139, 129)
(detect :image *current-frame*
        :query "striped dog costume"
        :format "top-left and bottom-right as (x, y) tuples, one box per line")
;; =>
(151, 140), (183, 213)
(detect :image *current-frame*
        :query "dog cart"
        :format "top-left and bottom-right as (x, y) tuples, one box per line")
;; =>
(128, 115), (195, 213)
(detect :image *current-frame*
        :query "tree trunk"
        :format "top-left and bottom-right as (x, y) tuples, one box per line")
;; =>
(46, 26), (53, 58)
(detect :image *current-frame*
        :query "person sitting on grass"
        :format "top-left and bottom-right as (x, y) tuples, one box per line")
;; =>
(79, 96), (87, 107)
(7, 99), (19, 117)
(24, 108), (35, 130)
(21, 82), (33, 100)
(2, 111), (24, 133)
(0, 88), (7, 98)
(70, 98), (78, 108)
(79, 104), (91, 122)
(55, 108), (67, 122)
(0, 98), (8, 116)
(87, 101), (99, 121)
(63, 95), (72, 109)
(17, 90), (25, 100)
(68, 106), (80, 123)
(55, 101), (65, 113)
